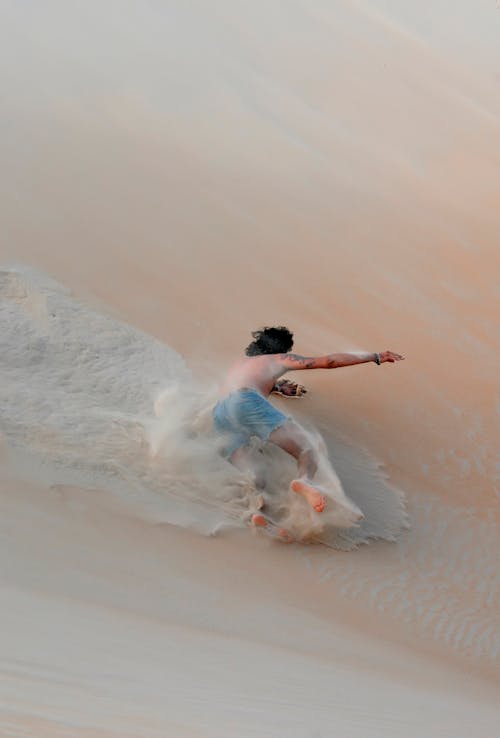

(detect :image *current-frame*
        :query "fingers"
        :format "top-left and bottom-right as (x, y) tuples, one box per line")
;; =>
(272, 380), (308, 397)
(381, 351), (405, 363)
(287, 383), (307, 396)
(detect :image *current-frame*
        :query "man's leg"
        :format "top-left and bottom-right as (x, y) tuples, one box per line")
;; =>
(229, 446), (281, 530)
(229, 445), (266, 489)
(268, 421), (326, 513)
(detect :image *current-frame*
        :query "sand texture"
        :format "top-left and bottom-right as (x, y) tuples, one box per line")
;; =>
(1, 1), (499, 736)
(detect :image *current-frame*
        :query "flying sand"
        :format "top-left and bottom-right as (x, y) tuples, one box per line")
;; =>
(213, 326), (404, 538)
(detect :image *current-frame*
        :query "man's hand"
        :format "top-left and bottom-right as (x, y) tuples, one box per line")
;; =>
(378, 350), (405, 363)
(272, 378), (308, 398)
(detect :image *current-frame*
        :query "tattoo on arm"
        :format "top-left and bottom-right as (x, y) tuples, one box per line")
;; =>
(281, 353), (317, 369)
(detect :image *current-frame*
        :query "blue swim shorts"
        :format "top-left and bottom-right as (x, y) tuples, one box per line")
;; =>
(213, 388), (289, 458)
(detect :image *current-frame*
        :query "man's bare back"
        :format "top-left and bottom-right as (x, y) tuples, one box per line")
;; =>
(221, 355), (289, 397)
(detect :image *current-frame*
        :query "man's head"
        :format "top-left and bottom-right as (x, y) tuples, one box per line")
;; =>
(245, 326), (294, 356)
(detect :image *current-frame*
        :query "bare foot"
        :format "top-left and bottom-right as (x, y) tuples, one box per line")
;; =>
(251, 513), (293, 543)
(290, 479), (327, 513)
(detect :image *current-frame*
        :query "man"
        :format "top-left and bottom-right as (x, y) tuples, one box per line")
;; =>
(213, 326), (404, 536)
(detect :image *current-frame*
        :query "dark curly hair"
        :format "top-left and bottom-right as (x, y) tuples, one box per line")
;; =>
(245, 326), (294, 356)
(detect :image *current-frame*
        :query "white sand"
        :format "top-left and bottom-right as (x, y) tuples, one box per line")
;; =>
(1, 1), (499, 735)
(1, 466), (498, 738)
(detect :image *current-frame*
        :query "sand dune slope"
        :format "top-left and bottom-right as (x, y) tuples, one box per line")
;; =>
(0, 0), (499, 735)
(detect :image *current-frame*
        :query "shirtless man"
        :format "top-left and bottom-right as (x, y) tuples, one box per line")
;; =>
(213, 326), (404, 534)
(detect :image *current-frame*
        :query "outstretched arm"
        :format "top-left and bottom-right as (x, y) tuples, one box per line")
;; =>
(277, 350), (404, 371)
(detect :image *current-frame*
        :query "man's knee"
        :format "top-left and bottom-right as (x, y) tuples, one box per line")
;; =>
(269, 421), (313, 458)
(290, 427), (315, 458)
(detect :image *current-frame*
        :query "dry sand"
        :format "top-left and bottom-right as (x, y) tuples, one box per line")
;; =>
(1, 1), (499, 736)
